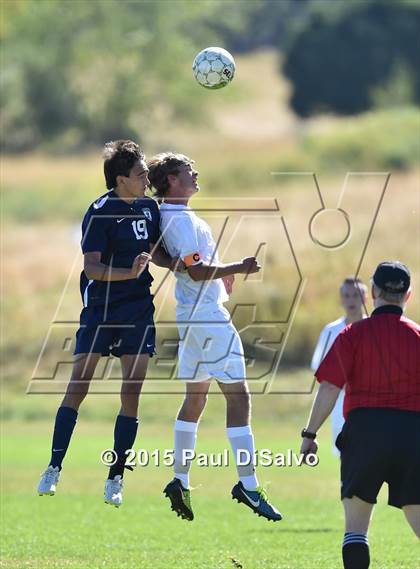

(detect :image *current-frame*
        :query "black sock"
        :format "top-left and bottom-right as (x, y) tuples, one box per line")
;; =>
(342, 533), (370, 569)
(108, 415), (139, 479)
(49, 406), (78, 470)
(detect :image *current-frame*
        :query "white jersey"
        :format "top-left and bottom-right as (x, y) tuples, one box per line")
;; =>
(160, 203), (228, 307)
(311, 315), (366, 455)
(311, 317), (347, 372)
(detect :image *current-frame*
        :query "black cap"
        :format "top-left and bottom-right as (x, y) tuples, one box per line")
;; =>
(372, 261), (410, 294)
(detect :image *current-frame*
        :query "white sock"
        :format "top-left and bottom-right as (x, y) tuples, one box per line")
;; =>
(174, 419), (198, 489)
(227, 424), (259, 490)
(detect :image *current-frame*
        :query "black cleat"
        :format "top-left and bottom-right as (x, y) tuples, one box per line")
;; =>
(231, 481), (282, 521)
(163, 478), (194, 521)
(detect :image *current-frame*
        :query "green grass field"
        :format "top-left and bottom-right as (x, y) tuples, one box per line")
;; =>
(1, 394), (417, 569)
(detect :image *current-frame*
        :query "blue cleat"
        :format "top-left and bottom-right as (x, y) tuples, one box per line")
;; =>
(231, 481), (282, 521)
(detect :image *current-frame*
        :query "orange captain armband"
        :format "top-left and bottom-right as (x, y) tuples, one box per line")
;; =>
(183, 252), (201, 266)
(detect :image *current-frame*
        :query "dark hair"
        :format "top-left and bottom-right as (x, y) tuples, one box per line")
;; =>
(103, 140), (144, 190)
(147, 152), (194, 199)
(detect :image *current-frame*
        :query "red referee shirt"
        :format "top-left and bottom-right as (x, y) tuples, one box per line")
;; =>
(315, 305), (420, 419)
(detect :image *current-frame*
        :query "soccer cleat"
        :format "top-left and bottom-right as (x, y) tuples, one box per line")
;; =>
(38, 465), (60, 496)
(163, 478), (194, 521)
(104, 475), (123, 507)
(231, 481), (282, 521)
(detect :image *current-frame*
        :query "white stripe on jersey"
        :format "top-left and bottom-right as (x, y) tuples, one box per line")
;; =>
(93, 194), (110, 209)
(83, 279), (93, 307)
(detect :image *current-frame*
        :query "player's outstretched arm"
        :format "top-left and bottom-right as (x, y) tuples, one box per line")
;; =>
(84, 251), (151, 281)
(188, 256), (260, 282)
(149, 244), (185, 272)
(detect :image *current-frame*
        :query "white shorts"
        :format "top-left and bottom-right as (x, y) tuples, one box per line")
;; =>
(176, 304), (246, 383)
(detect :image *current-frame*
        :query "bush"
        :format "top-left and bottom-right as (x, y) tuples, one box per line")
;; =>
(276, 107), (420, 173)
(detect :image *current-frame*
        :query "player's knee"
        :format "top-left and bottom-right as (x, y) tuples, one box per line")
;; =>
(185, 392), (208, 414)
(61, 390), (87, 410)
(225, 394), (251, 426)
(245, 392), (251, 413)
(120, 388), (142, 413)
(194, 393), (208, 411)
(227, 390), (250, 412)
(121, 379), (144, 396)
(242, 395), (251, 418)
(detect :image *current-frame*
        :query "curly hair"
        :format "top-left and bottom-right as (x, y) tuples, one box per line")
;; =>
(103, 140), (145, 190)
(147, 152), (194, 199)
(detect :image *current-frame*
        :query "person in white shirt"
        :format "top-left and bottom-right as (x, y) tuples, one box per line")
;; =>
(147, 152), (281, 522)
(311, 277), (368, 455)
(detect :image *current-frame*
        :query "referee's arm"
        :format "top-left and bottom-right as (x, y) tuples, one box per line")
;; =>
(300, 382), (342, 456)
(300, 328), (352, 456)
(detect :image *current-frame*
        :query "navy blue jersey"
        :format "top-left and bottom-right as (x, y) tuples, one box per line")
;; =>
(80, 190), (160, 307)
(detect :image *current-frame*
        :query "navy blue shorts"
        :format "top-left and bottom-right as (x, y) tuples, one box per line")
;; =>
(74, 296), (155, 358)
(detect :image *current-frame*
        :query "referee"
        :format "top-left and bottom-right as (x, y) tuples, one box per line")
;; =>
(300, 261), (419, 569)
(310, 277), (368, 456)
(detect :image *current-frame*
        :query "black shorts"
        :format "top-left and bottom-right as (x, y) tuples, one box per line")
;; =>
(336, 407), (420, 509)
(74, 296), (155, 358)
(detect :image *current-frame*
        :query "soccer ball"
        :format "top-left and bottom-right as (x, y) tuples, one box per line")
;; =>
(192, 47), (235, 90)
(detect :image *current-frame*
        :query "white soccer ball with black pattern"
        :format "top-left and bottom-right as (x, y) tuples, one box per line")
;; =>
(192, 47), (235, 90)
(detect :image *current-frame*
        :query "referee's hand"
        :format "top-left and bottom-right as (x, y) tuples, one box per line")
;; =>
(300, 438), (318, 459)
(132, 252), (152, 278)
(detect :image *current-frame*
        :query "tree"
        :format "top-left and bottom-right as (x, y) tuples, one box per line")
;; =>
(0, 0), (218, 151)
(283, 1), (420, 116)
